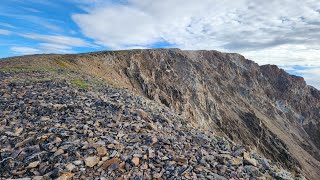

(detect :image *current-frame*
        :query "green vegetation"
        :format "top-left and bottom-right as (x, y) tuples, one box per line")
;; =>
(5, 76), (54, 84)
(55, 57), (70, 68)
(0, 66), (31, 73)
(0, 65), (56, 73)
(71, 80), (89, 90)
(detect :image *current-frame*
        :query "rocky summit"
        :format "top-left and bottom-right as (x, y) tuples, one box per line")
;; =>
(0, 48), (319, 179)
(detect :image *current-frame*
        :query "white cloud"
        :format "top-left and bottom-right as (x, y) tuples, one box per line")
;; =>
(73, 5), (159, 49)
(10, 33), (98, 56)
(0, 29), (12, 35)
(0, 22), (16, 29)
(39, 43), (75, 54)
(0, 12), (64, 32)
(21, 33), (95, 47)
(11, 47), (41, 55)
(241, 44), (320, 67)
(20, 7), (41, 13)
(11, 0), (59, 7)
(296, 67), (320, 89)
(72, 0), (320, 51)
(39, 43), (71, 50)
(10, 43), (75, 55)
(72, 0), (320, 88)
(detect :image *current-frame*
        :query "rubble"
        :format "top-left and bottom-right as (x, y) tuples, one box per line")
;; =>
(0, 71), (301, 179)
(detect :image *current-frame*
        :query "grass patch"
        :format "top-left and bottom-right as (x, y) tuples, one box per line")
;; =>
(71, 80), (89, 90)
(27, 77), (53, 82)
(0, 66), (29, 73)
(16, 78), (53, 83)
(55, 57), (70, 68)
(0, 65), (58, 73)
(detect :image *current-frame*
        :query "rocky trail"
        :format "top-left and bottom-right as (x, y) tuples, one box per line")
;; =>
(0, 71), (299, 179)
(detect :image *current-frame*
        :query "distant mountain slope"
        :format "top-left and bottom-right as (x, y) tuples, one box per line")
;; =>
(1, 48), (319, 179)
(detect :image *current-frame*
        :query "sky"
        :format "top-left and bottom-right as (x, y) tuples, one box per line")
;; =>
(0, 0), (319, 89)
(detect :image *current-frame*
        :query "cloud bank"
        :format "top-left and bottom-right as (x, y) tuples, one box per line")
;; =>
(72, 0), (320, 88)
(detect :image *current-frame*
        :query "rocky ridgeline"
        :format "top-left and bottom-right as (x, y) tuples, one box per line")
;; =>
(0, 71), (300, 179)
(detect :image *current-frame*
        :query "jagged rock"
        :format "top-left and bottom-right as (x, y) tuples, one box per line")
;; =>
(231, 157), (243, 166)
(108, 162), (119, 171)
(174, 157), (188, 165)
(66, 163), (76, 172)
(233, 147), (245, 157)
(132, 157), (140, 166)
(57, 172), (74, 180)
(53, 149), (64, 157)
(244, 165), (263, 177)
(96, 147), (107, 157)
(53, 104), (66, 110)
(102, 158), (120, 169)
(153, 172), (162, 179)
(212, 173), (228, 180)
(136, 109), (152, 121)
(243, 152), (257, 166)
(84, 156), (100, 167)
(27, 161), (40, 168)
(73, 160), (83, 166)
(261, 158), (271, 170)
(14, 127), (24, 136)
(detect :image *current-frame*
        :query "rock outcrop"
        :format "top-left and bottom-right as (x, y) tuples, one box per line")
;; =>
(1, 48), (319, 179)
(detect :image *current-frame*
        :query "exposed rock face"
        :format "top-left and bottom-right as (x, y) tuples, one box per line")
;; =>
(1, 48), (319, 179)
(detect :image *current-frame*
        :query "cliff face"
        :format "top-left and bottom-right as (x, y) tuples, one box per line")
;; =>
(1, 48), (320, 179)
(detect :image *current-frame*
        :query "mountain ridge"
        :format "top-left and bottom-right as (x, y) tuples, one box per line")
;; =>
(1, 48), (318, 90)
(1, 48), (320, 179)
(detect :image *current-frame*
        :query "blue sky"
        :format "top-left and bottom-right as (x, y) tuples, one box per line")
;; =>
(0, 0), (100, 57)
(0, 0), (319, 89)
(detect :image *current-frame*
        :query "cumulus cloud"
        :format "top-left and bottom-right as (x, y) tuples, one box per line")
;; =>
(72, 0), (320, 88)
